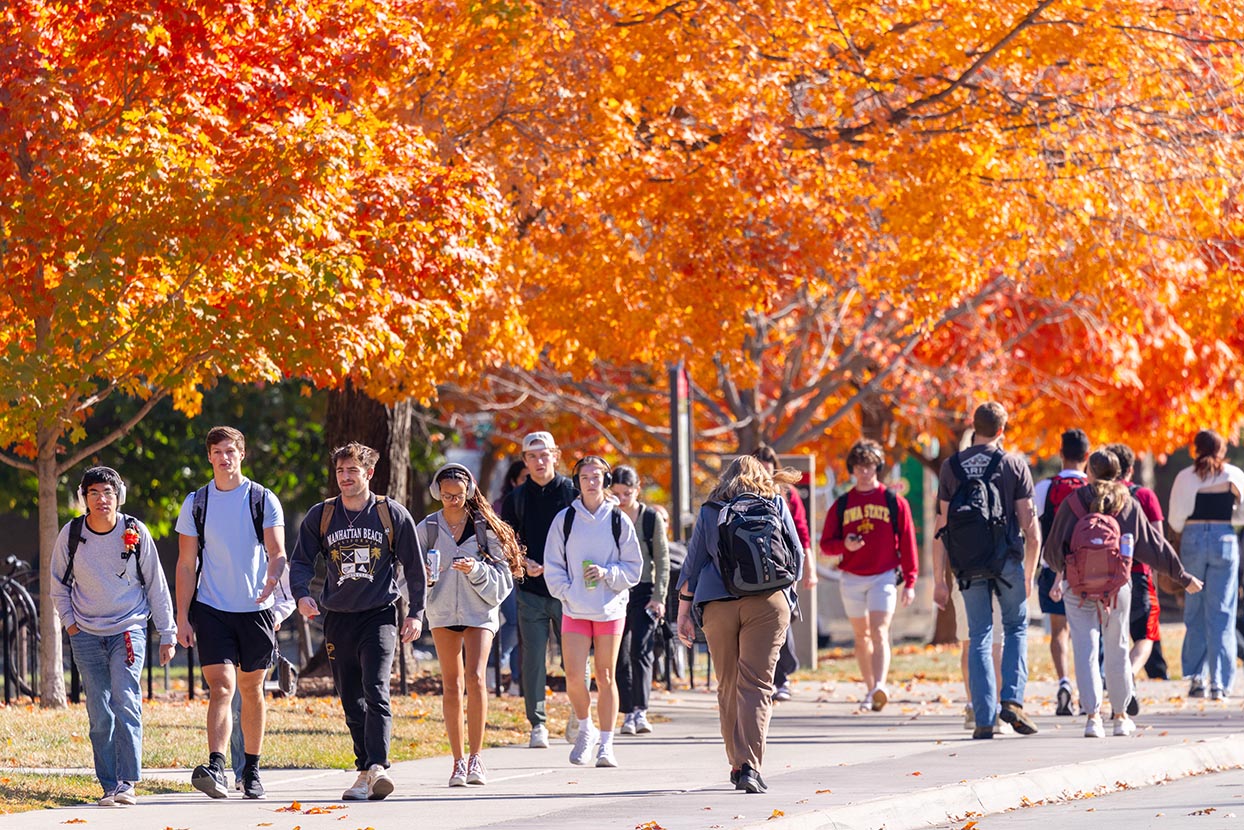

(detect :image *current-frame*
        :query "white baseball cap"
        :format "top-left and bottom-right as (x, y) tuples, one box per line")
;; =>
(522, 431), (557, 452)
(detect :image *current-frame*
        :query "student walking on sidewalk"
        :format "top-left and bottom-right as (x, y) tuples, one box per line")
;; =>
(421, 463), (523, 787)
(544, 456), (643, 768)
(289, 443), (425, 801)
(1044, 449), (1201, 737)
(610, 465), (670, 736)
(676, 456), (803, 794)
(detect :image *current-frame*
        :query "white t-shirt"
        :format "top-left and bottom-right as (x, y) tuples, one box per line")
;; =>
(176, 478), (284, 612)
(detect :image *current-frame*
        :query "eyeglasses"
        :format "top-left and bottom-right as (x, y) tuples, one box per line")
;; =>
(440, 492), (467, 504)
(86, 488), (118, 500)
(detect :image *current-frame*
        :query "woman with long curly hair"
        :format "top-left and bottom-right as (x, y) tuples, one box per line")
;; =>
(675, 455), (803, 794)
(421, 463), (524, 787)
(1168, 430), (1244, 700)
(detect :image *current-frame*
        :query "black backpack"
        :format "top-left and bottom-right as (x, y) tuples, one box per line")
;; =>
(189, 482), (269, 602)
(61, 514), (147, 589)
(712, 493), (799, 597)
(936, 451), (1011, 588)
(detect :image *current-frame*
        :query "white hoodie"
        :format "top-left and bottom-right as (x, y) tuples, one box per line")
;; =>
(544, 499), (643, 621)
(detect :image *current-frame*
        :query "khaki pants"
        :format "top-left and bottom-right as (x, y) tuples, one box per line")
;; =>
(701, 592), (791, 771)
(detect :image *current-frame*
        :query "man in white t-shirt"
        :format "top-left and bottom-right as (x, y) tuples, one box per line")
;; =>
(175, 426), (286, 800)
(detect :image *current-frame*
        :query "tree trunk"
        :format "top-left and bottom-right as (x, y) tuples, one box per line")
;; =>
(37, 434), (67, 708)
(324, 380), (413, 509)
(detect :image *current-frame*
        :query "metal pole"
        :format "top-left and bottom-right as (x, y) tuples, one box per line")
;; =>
(1, 586), (11, 704)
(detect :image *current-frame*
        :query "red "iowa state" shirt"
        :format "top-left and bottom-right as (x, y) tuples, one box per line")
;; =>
(818, 484), (918, 587)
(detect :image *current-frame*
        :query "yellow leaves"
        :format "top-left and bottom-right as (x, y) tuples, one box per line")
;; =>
(635, 822), (667, 830)
(60, 821), (87, 825)
(768, 809), (785, 819)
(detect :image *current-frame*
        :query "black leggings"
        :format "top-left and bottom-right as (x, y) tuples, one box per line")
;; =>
(617, 582), (657, 712)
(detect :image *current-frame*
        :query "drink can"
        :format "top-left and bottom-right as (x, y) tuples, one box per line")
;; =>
(426, 549), (441, 584)
(1120, 534), (1134, 559)
(646, 606), (661, 622)
(583, 559), (598, 589)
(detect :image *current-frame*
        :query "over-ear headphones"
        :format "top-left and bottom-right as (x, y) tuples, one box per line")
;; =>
(429, 463), (478, 501)
(572, 456), (613, 490)
(77, 466), (127, 512)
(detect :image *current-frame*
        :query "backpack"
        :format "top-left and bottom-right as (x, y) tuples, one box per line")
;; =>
(637, 504), (657, 559)
(1040, 473), (1087, 546)
(712, 493), (799, 597)
(420, 512), (492, 561)
(936, 450), (1010, 588)
(191, 482), (269, 584)
(319, 496), (395, 549)
(1064, 490), (1131, 606)
(62, 514), (147, 590)
(835, 488), (901, 583)
(561, 505), (623, 552)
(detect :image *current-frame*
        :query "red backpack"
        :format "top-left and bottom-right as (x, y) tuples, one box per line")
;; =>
(1064, 492), (1130, 606)
(1040, 473), (1088, 544)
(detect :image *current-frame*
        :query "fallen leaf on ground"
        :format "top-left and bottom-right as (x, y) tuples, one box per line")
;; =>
(815, 788), (832, 794)
(1189, 807), (1216, 816)
(635, 821), (666, 830)
(769, 809), (785, 819)
(910, 771), (922, 776)
(60, 822), (86, 826)
(960, 822), (978, 830)
(275, 802), (303, 813)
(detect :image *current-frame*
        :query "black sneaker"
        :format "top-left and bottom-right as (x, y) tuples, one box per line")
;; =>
(1189, 679), (1206, 698)
(971, 725), (995, 739)
(737, 763), (767, 794)
(241, 766), (266, 800)
(1126, 695), (1140, 716)
(1055, 684), (1073, 716)
(729, 768), (742, 788)
(191, 763), (229, 799)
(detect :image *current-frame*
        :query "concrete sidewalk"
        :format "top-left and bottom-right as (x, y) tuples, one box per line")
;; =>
(4, 677), (1243, 830)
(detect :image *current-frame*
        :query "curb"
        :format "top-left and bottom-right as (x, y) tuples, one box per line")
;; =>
(751, 732), (1244, 830)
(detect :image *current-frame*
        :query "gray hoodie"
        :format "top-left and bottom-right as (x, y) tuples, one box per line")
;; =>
(50, 515), (176, 645)
(420, 512), (514, 632)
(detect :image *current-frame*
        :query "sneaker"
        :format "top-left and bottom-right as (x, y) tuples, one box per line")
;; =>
(98, 788), (117, 807)
(1084, 714), (1104, 737)
(367, 764), (394, 800)
(191, 763), (229, 799)
(569, 721), (600, 766)
(1113, 716), (1136, 736)
(240, 766), (265, 800)
(1056, 683), (1073, 716)
(1209, 686), (1229, 702)
(506, 680), (521, 696)
(856, 700), (873, 713)
(466, 754), (487, 785)
(772, 682), (792, 702)
(448, 757), (468, 787)
(234, 777), (243, 792)
(737, 763), (767, 793)
(595, 742), (618, 768)
(870, 686), (888, 712)
(342, 769), (370, 800)
(112, 782), (136, 806)
(971, 725), (995, 740)
(529, 724), (549, 749)
(999, 701), (1038, 735)
(963, 704), (975, 730)
(620, 712), (637, 735)
(565, 710), (580, 744)
(1126, 695), (1140, 716)
(633, 710), (652, 734)
(1189, 678), (1206, 698)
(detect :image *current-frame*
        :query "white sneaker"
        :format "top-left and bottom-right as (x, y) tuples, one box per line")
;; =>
(367, 764), (393, 800)
(856, 700), (872, 713)
(565, 710), (581, 744)
(342, 769), (370, 800)
(112, 782), (136, 806)
(97, 787), (117, 807)
(529, 724), (549, 749)
(466, 754), (487, 785)
(620, 712), (637, 735)
(1113, 716), (1136, 737)
(448, 757), (468, 787)
(595, 741), (618, 767)
(633, 709), (652, 734)
(773, 682), (792, 702)
(569, 722), (600, 765)
(1084, 714), (1105, 738)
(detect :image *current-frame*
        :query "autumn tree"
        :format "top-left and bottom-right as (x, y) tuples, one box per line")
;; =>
(419, 1), (1244, 469)
(0, 1), (505, 706)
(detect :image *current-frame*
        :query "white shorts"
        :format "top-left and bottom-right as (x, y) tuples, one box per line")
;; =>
(839, 571), (898, 618)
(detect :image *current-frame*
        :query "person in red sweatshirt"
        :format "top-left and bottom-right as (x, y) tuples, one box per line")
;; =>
(820, 439), (918, 711)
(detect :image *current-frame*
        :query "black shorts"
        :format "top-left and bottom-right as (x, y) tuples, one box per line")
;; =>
(191, 600), (276, 672)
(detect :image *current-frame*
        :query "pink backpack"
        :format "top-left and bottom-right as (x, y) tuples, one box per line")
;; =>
(1064, 493), (1130, 606)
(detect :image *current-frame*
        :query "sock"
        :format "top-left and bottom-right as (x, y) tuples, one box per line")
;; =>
(244, 753), (260, 771)
(600, 730), (613, 748)
(209, 752), (226, 771)
(1059, 676), (1071, 688)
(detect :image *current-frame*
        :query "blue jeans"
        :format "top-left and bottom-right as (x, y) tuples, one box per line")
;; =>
(70, 628), (146, 793)
(960, 557), (1028, 727)
(1180, 523), (1239, 692)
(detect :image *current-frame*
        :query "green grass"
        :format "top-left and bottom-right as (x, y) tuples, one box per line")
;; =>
(0, 773), (190, 813)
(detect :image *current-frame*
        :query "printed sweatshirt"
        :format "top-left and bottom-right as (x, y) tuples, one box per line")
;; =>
(50, 516), (176, 644)
(544, 499), (643, 621)
(420, 512), (514, 632)
(819, 485), (918, 587)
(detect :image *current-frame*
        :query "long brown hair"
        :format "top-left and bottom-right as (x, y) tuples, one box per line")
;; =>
(1086, 450), (1129, 514)
(1193, 430), (1227, 480)
(436, 466), (526, 579)
(709, 455), (800, 503)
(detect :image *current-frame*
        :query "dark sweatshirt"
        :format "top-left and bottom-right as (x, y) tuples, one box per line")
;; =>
(1045, 483), (1193, 588)
(501, 473), (578, 598)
